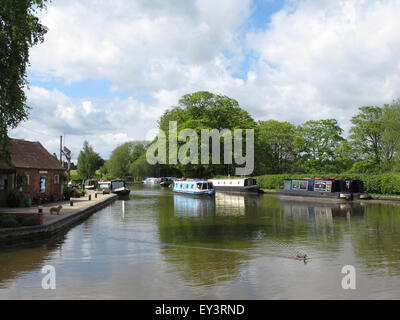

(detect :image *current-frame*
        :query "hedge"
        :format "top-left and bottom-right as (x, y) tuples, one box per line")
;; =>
(256, 173), (400, 195)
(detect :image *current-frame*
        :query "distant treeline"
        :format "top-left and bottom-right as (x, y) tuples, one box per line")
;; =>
(75, 91), (400, 181)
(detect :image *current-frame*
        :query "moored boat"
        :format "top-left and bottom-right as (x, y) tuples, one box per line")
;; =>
(209, 178), (260, 193)
(345, 179), (371, 200)
(83, 179), (98, 190)
(173, 180), (215, 196)
(276, 178), (353, 200)
(160, 177), (173, 188)
(143, 177), (160, 184)
(98, 179), (131, 196)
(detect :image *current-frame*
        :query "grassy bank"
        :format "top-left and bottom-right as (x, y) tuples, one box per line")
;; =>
(256, 173), (400, 196)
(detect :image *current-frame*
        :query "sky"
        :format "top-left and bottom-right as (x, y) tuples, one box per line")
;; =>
(9, 0), (400, 162)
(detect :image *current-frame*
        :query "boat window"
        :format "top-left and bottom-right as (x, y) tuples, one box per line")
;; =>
(284, 180), (291, 190)
(112, 181), (124, 189)
(314, 182), (326, 191)
(208, 183), (213, 189)
(292, 181), (300, 189)
(299, 181), (308, 190)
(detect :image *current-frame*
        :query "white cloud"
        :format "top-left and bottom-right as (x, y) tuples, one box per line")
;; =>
(244, 0), (400, 129)
(30, 0), (252, 92)
(20, 0), (400, 158)
(10, 87), (160, 160)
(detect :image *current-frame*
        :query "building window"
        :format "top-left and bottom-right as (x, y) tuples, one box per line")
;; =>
(40, 177), (46, 193)
(54, 174), (60, 185)
(0, 174), (7, 191)
(25, 174), (30, 186)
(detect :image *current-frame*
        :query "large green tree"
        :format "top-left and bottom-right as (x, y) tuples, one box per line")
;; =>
(77, 141), (104, 179)
(295, 119), (345, 172)
(382, 100), (400, 168)
(0, 0), (48, 161)
(349, 106), (384, 168)
(255, 120), (296, 174)
(108, 141), (148, 178)
(156, 91), (256, 177)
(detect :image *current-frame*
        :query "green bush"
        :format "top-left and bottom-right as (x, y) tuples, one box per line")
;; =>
(21, 217), (41, 227)
(0, 213), (21, 228)
(379, 174), (400, 195)
(5, 190), (24, 208)
(360, 175), (382, 194)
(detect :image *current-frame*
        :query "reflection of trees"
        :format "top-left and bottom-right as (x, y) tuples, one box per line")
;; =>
(159, 195), (259, 247)
(0, 235), (65, 287)
(160, 194), (364, 286)
(161, 246), (247, 287)
(351, 203), (400, 275)
(158, 194), (257, 286)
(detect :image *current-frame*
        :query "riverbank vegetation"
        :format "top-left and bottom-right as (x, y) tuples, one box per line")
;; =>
(75, 91), (400, 194)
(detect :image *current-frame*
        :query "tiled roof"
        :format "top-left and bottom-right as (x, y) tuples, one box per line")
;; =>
(1, 139), (65, 171)
(0, 158), (15, 172)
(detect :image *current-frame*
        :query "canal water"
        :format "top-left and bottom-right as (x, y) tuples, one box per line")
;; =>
(1, 185), (400, 299)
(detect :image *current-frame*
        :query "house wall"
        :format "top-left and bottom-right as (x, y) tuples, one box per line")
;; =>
(15, 168), (64, 201)
(0, 173), (15, 207)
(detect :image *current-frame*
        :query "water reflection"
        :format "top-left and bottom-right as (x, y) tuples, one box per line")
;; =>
(173, 195), (215, 217)
(1, 186), (400, 299)
(0, 235), (66, 288)
(215, 193), (258, 216)
(278, 199), (366, 228)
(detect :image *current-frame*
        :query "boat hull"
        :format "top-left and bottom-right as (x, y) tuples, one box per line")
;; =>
(173, 189), (215, 196)
(213, 185), (260, 193)
(112, 187), (131, 196)
(276, 188), (352, 200)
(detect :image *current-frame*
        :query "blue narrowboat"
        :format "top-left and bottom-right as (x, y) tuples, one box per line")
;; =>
(173, 180), (216, 196)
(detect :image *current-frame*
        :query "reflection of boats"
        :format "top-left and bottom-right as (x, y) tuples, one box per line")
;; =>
(276, 178), (370, 201)
(98, 179), (130, 196)
(173, 180), (215, 196)
(209, 178), (260, 193)
(173, 194), (215, 217)
(215, 192), (246, 216)
(278, 198), (365, 226)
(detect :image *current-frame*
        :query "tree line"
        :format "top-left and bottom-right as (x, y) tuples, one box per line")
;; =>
(76, 91), (400, 180)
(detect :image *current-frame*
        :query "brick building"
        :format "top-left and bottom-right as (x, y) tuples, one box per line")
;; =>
(0, 139), (65, 206)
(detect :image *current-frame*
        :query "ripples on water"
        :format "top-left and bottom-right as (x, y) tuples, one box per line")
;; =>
(1, 185), (400, 299)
